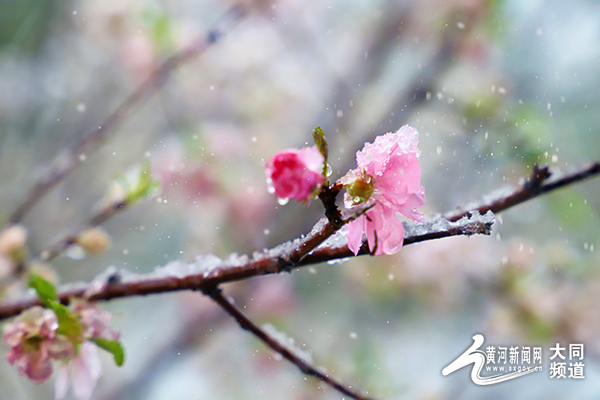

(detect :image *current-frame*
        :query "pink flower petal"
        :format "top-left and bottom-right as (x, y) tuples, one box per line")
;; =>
(7, 345), (54, 383)
(265, 146), (325, 203)
(343, 125), (425, 255)
(54, 364), (70, 400)
(71, 343), (102, 400)
(345, 216), (367, 255)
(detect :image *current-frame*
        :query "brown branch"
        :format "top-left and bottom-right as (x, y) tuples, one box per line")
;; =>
(4, 5), (247, 226)
(445, 162), (600, 221)
(0, 161), (597, 321)
(0, 209), (487, 321)
(207, 288), (376, 400)
(36, 199), (127, 263)
(0, 198), (129, 288)
(302, 214), (495, 264)
(0, 203), (371, 320)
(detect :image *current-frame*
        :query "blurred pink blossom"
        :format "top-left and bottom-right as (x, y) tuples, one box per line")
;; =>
(54, 342), (102, 400)
(3, 306), (73, 383)
(3, 299), (120, 400)
(342, 125), (425, 255)
(153, 146), (218, 201)
(264, 146), (325, 204)
(72, 300), (120, 341)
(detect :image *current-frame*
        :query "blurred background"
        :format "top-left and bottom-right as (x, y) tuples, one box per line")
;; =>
(1, 0), (600, 399)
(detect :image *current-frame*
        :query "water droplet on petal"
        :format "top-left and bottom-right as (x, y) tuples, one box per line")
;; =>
(326, 163), (333, 177)
(277, 197), (289, 205)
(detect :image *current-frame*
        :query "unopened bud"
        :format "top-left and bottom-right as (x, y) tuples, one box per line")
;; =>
(77, 228), (111, 256)
(0, 224), (28, 263)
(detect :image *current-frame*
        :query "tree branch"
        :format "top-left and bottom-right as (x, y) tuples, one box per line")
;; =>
(36, 198), (127, 263)
(4, 5), (247, 226)
(0, 162), (597, 321)
(445, 162), (600, 221)
(208, 288), (376, 400)
(0, 203), (371, 320)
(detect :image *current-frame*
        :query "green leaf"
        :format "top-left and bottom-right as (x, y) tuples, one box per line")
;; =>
(49, 301), (83, 338)
(28, 273), (57, 306)
(28, 273), (84, 338)
(125, 160), (160, 203)
(312, 126), (328, 176)
(92, 338), (125, 367)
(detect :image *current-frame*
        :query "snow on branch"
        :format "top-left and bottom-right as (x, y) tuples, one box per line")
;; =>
(1, 162), (598, 322)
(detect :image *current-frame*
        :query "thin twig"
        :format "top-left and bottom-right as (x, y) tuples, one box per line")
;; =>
(4, 5), (247, 226)
(37, 199), (127, 263)
(0, 199), (128, 288)
(208, 288), (376, 400)
(0, 161), (597, 321)
(445, 162), (600, 221)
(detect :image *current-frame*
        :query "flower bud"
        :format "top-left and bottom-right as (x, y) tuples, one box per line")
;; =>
(76, 228), (111, 256)
(264, 146), (325, 204)
(0, 225), (28, 264)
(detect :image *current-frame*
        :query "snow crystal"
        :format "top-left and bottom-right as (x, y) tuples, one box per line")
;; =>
(153, 260), (192, 279)
(404, 210), (495, 238)
(326, 257), (352, 265)
(194, 254), (223, 270)
(309, 218), (329, 237)
(264, 237), (303, 260)
(224, 252), (249, 266)
(317, 229), (348, 249)
(150, 254), (225, 280)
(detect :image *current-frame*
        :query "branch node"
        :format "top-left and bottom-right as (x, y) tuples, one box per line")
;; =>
(319, 185), (343, 228)
(524, 164), (552, 192)
(278, 256), (296, 273)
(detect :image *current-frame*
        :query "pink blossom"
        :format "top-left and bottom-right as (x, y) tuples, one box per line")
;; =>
(55, 342), (102, 400)
(342, 125), (425, 255)
(3, 300), (120, 396)
(72, 300), (120, 341)
(3, 306), (73, 383)
(265, 146), (325, 204)
(53, 302), (120, 399)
